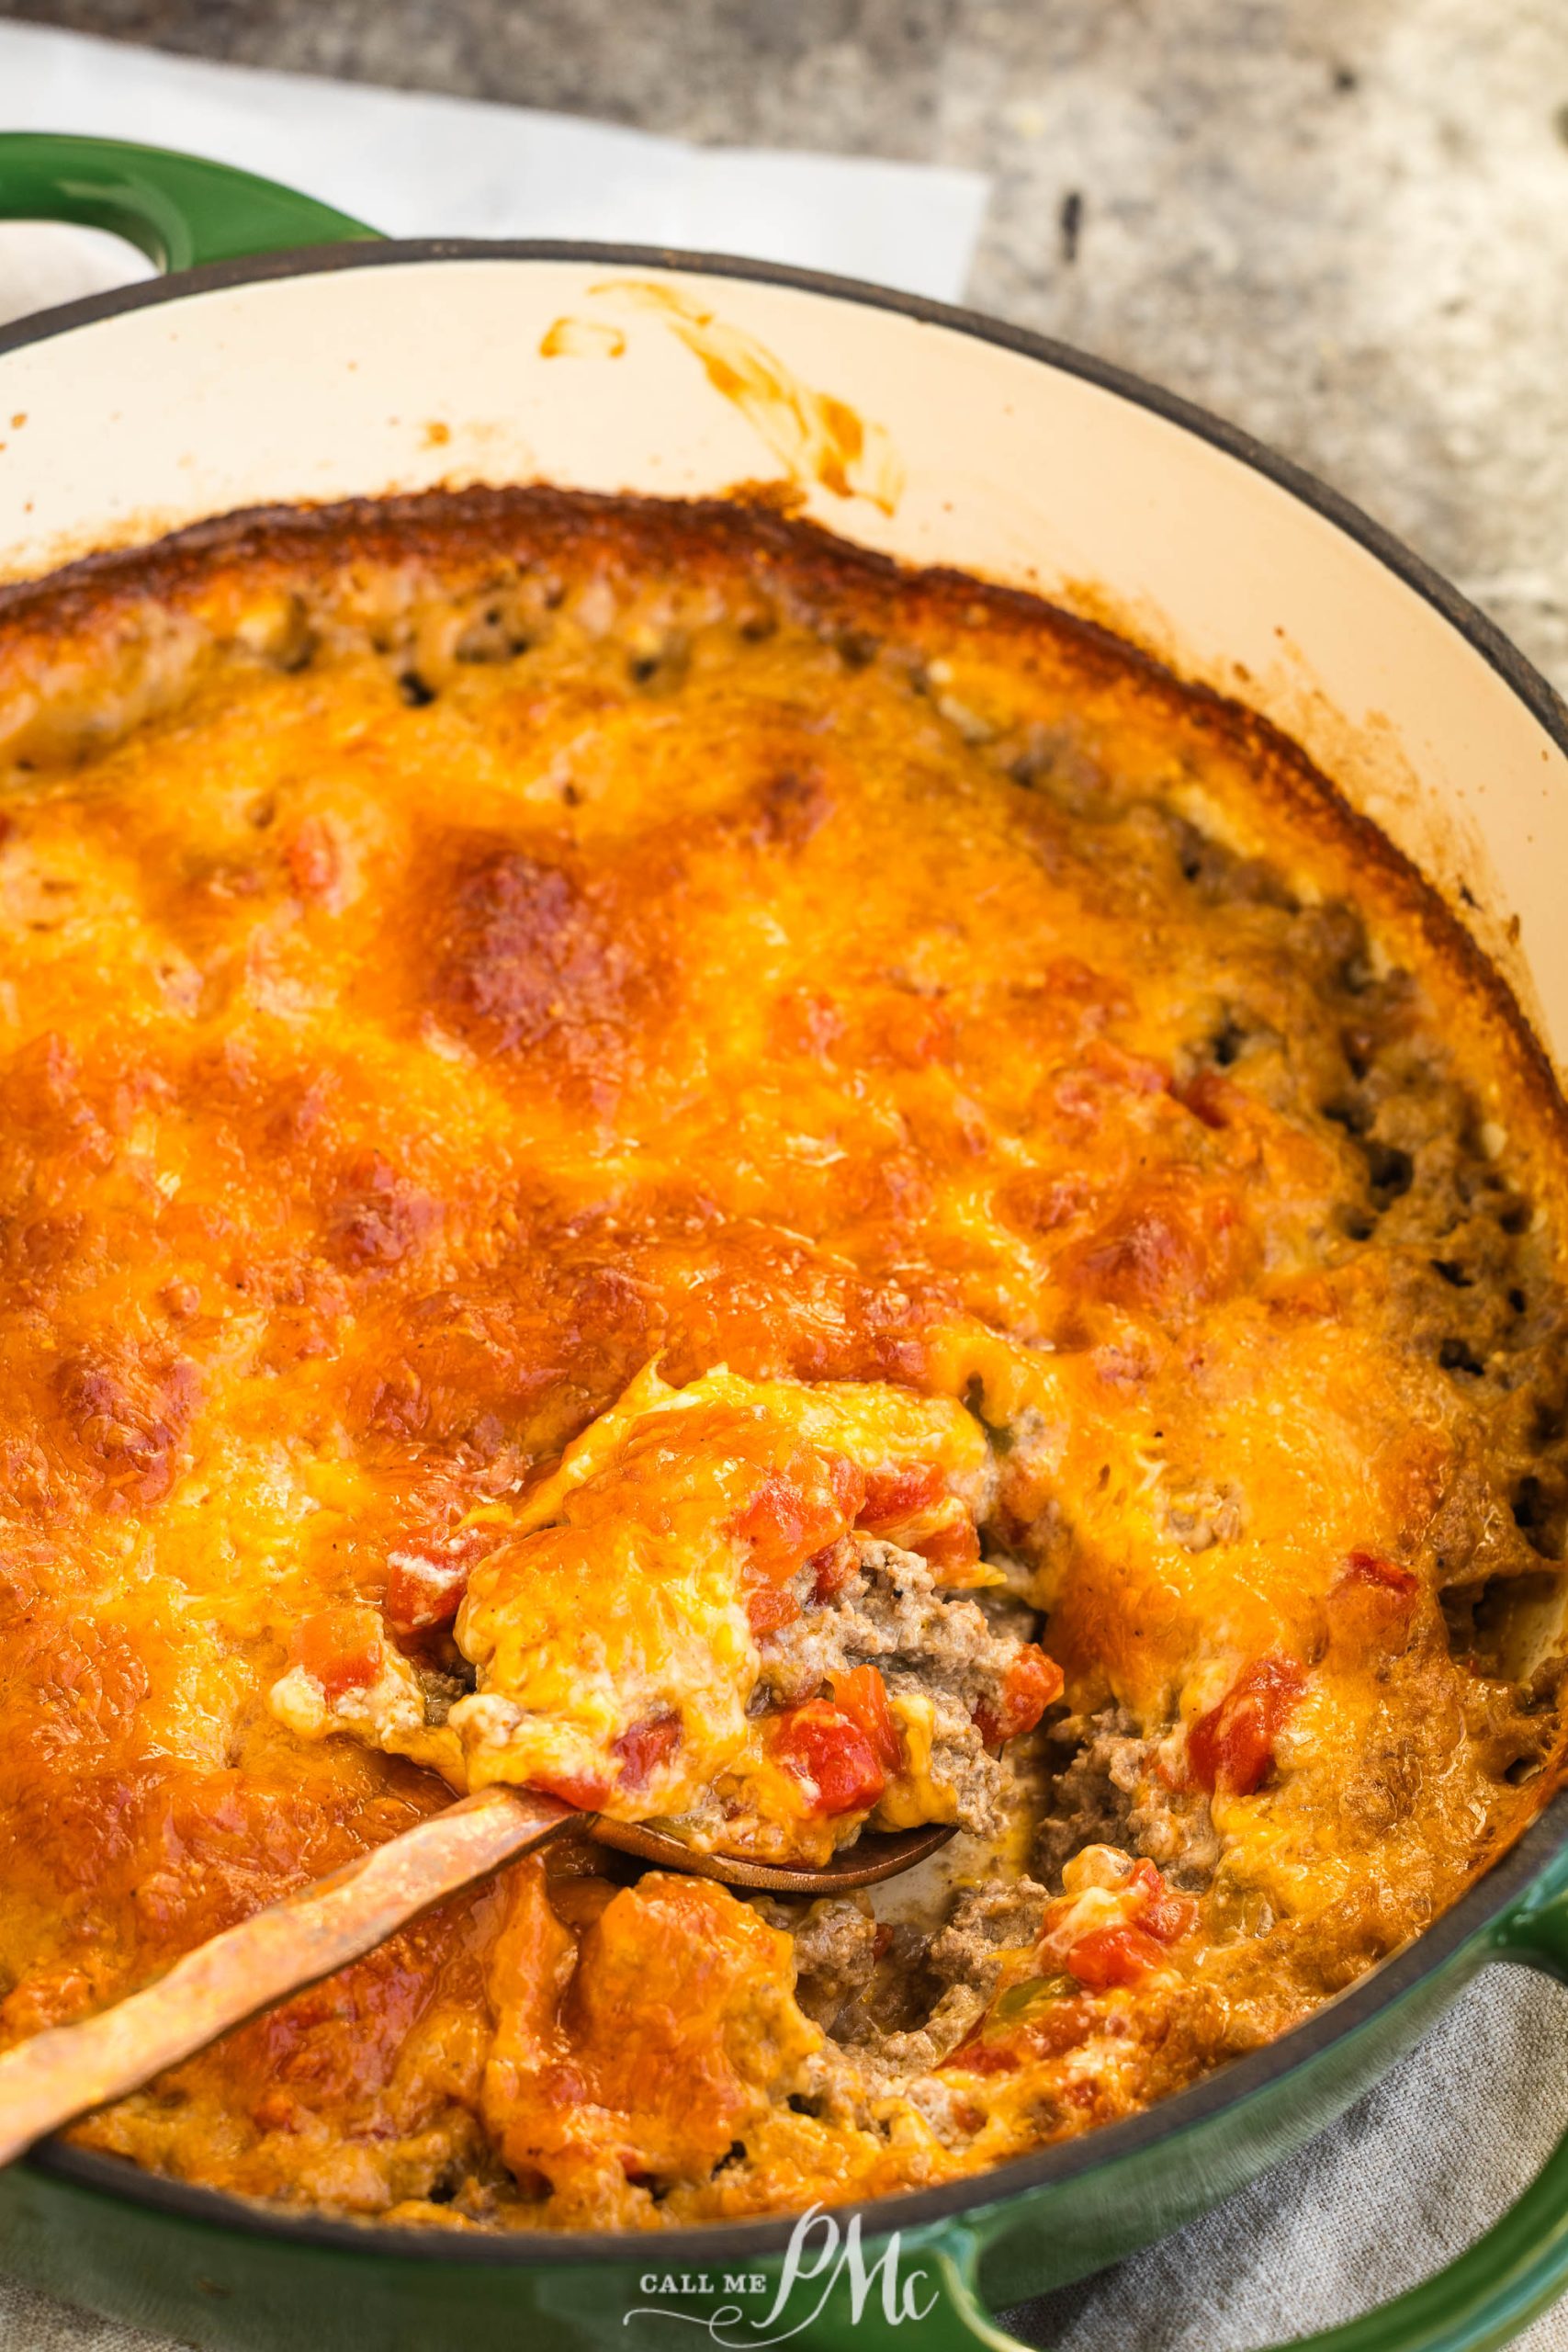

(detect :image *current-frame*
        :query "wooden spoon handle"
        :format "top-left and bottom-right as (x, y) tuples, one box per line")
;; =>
(0, 1784), (574, 2167)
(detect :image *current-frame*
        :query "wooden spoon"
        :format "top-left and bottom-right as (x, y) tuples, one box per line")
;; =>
(0, 1788), (953, 2168)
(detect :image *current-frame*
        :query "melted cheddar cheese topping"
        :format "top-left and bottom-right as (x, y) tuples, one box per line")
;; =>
(268, 1362), (1043, 1864)
(0, 490), (1562, 2230)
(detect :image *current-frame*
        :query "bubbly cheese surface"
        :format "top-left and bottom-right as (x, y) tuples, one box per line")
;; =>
(0, 489), (1562, 2230)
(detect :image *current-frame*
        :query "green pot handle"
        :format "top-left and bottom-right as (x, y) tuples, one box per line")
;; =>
(0, 131), (378, 271)
(818, 1868), (1568, 2352)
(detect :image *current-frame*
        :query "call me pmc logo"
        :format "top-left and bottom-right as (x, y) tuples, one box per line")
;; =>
(626, 2204), (939, 2345)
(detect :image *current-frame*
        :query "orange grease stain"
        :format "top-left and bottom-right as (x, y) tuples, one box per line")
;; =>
(590, 279), (903, 515)
(539, 318), (628, 359)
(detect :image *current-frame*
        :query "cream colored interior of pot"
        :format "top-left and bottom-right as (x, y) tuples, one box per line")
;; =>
(0, 254), (1563, 1057)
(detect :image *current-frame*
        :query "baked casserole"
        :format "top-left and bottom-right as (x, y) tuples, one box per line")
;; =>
(0, 488), (1563, 2229)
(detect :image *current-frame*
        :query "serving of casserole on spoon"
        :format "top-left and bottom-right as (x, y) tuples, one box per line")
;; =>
(0, 1363), (1059, 2164)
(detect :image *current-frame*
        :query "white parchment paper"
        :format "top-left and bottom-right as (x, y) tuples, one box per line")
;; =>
(0, 17), (988, 326)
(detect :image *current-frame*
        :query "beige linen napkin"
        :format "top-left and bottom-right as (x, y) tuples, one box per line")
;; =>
(1011, 1966), (1568, 2352)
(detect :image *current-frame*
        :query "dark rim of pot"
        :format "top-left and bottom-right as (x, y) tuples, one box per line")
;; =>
(6, 237), (1568, 2267)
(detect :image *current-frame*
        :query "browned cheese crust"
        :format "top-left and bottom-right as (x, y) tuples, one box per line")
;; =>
(0, 486), (1564, 2230)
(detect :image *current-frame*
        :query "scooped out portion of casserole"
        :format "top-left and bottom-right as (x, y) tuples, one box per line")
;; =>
(268, 1362), (1060, 1865)
(0, 487), (1564, 2231)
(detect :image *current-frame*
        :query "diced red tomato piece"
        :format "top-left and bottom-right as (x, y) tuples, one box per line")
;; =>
(1065, 1922), (1168, 1989)
(730, 1472), (805, 1566)
(1188, 1655), (1305, 1796)
(858, 1460), (946, 1532)
(1126, 1858), (1198, 1942)
(912, 1510), (983, 1577)
(808, 1535), (860, 1605)
(968, 1972), (1085, 2061)
(612, 1710), (682, 1791)
(527, 1768), (613, 1812)
(947, 2040), (1021, 2077)
(290, 1606), (383, 1702)
(384, 1552), (462, 1634)
(733, 1450), (866, 1634)
(768, 1699), (886, 1817)
(859, 1463), (982, 1577)
(832, 1665), (903, 1775)
(383, 1524), (500, 1635)
(731, 1452), (866, 1576)
(1343, 1549), (1419, 1598)
(824, 1449), (870, 1523)
(946, 1991), (1097, 2076)
(973, 1644), (1066, 1747)
(744, 1578), (802, 1636)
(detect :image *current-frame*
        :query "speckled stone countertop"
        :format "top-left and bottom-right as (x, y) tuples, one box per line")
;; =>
(2, 0), (1565, 692)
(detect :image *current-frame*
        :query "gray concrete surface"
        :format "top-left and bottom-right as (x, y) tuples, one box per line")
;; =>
(2, 0), (1566, 691)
